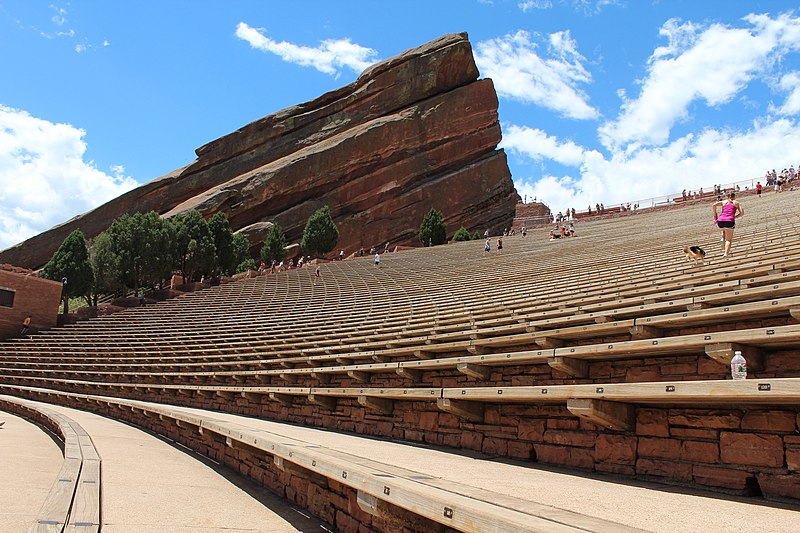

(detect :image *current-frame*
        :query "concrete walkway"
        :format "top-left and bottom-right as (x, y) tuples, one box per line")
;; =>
(8, 399), (800, 532)
(0, 409), (63, 533)
(169, 403), (800, 533)
(10, 402), (328, 533)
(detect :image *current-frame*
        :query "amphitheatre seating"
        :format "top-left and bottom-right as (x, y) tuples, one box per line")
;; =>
(1, 384), (638, 533)
(0, 394), (101, 533)
(3, 191), (800, 526)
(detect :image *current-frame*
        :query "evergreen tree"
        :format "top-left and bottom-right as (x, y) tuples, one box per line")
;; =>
(173, 210), (216, 284)
(108, 211), (175, 294)
(208, 212), (235, 276)
(42, 229), (94, 313)
(231, 233), (251, 270)
(452, 226), (472, 242)
(419, 208), (447, 246)
(260, 223), (287, 263)
(88, 231), (122, 305)
(300, 206), (339, 257)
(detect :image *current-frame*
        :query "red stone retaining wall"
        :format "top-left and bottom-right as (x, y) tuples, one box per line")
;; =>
(8, 351), (799, 502)
(0, 397), (67, 450)
(0, 392), (448, 533)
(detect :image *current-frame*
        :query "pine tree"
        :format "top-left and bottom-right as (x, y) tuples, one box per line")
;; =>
(231, 233), (251, 269)
(260, 223), (287, 263)
(42, 229), (94, 313)
(419, 208), (447, 246)
(173, 210), (216, 284)
(300, 206), (339, 257)
(88, 231), (122, 305)
(208, 212), (235, 276)
(107, 211), (176, 295)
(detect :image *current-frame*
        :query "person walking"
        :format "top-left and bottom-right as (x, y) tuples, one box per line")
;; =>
(374, 253), (381, 266)
(712, 191), (744, 257)
(20, 315), (31, 336)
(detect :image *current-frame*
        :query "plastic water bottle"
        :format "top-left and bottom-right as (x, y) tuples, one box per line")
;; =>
(731, 351), (747, 380)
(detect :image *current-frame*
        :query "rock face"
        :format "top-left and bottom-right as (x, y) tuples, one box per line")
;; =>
(0, 32), (519, 268)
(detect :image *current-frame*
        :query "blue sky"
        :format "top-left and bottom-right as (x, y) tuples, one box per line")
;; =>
(2, 0), (800, 249)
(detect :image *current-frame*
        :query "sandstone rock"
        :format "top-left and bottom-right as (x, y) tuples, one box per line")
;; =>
(0, 32), (518, 269)
(235, 221), (274, 253)
(595, 434), (637, 465)
(693, 465), (753, 491)
(740, 410), (796, 432)
(720, 432), (784, 467)
(757, 473), (800, 501)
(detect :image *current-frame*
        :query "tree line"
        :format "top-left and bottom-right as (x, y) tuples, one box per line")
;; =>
(43, 206), (341, 313)
(43, 205), (477, 314)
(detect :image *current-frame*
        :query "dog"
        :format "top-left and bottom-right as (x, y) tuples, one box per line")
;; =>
(684, 245), (706, 263)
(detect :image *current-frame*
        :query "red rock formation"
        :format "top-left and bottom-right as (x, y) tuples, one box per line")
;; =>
(0, 32), (518, 268)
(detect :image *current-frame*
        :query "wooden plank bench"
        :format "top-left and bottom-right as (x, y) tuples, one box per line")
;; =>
(0, 395), (101, 533)
(0, 385), (639, 533)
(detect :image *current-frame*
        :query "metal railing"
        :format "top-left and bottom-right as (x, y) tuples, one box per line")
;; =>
(519, 174), (792, 224)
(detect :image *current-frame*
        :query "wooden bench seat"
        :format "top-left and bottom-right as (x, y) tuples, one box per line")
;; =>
(7, 322), (799, 388)
(0, 395), (101, 533)
(0, 385), (643, 533)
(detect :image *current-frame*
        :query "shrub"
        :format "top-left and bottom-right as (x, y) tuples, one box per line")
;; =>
(235, 258), (257, 273)
(452, 226), (471, 242)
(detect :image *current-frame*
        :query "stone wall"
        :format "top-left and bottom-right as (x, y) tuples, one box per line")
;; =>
(0, 392), (448, 533)
(8, 347), (799, 502)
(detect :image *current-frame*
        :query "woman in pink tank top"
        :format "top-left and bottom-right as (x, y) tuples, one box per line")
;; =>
(711, 191), (744, 257)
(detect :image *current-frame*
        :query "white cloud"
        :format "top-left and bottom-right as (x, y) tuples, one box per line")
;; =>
(511, 118), (800, 211)
(474, 30), (599, 120)
(0, 105), (139, 250)
(519, 0), (620, 14)
(501, 124), (585, 166)
(234, 22), (379, 77)
(519, 0), (552, 11)
(75, 43), (87, 53)
(777, 72), (800, 115)
(49, 4), (67, 26)
(600, 13), (800, 149)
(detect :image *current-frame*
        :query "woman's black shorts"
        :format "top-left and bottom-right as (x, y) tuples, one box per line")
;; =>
(717, 220), (735, 229)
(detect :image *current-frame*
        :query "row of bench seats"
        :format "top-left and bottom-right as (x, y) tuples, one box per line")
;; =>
(3, 375), (797, 432)
(0, 384), (637, 533)
(2, 191), (800, 524)
(0, 394), (100, 533)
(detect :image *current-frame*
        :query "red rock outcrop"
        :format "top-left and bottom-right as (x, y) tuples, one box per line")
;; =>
(0, 32), (518, 268)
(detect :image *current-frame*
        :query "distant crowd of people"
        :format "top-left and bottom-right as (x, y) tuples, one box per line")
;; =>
(764, 166), (797, 192)
(682, 183), (743, 201)
(252, 240), (395, 280)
